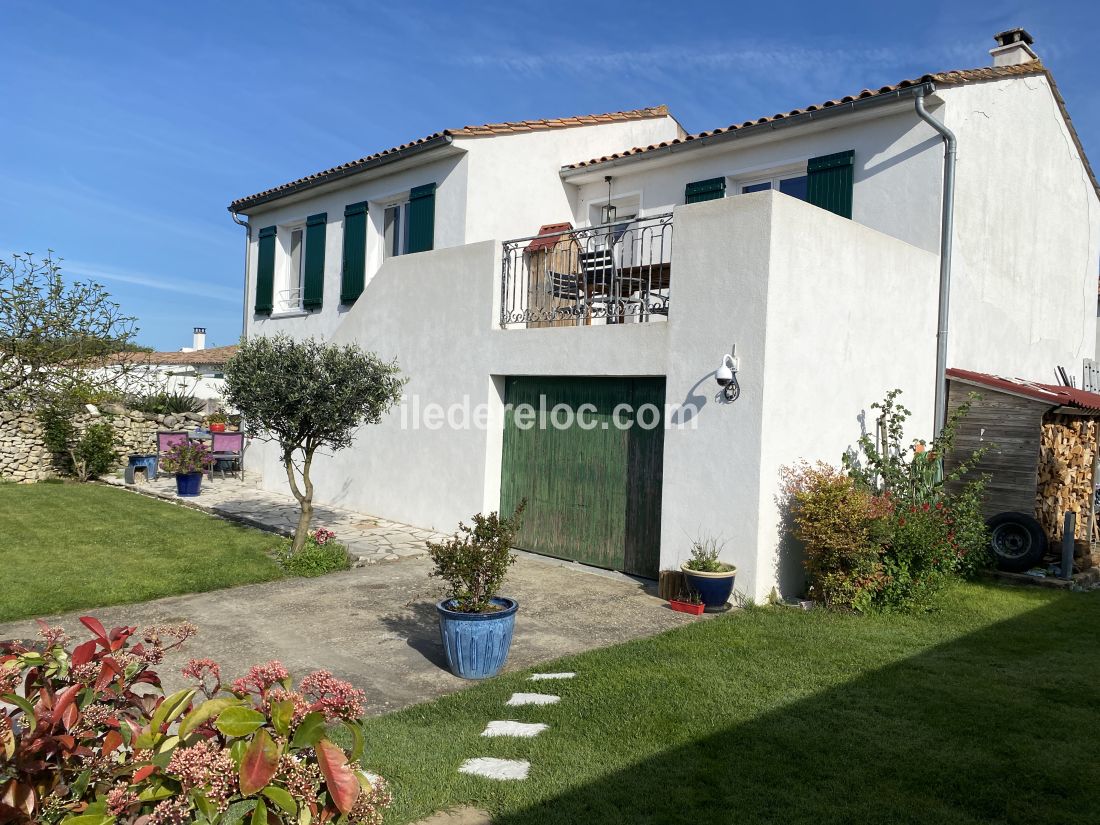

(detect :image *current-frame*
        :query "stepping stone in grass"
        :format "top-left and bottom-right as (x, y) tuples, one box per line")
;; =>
(506, 692), (560, 706)
(458, 757), (530, 781)
(481, 720), (548, 738)
(529, 672), (575, 681)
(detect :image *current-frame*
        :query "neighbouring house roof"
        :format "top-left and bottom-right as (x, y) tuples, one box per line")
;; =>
(560, 62), (1099, 197)
(109, 345), (239, 368)
(947, 367), (1100, 413)
(229, 106), (672, 212)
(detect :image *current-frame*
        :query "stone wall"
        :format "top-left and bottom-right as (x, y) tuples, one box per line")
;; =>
(0, 406), (206, 483)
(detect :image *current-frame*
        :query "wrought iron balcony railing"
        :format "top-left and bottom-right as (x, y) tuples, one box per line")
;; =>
(500, 213), (673, 328)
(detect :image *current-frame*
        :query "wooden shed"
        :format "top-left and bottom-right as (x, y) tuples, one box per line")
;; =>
(945, 368), (1100, 559)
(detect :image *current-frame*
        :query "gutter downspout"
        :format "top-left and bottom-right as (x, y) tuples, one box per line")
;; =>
(230, 212), (250, 343)
(914, 85), (957, 444)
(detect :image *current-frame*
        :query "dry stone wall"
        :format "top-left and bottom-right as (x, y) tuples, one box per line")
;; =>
(0, 406), (206, 483)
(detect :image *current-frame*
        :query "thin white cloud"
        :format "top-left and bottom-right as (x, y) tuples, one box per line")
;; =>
(63, 258), (240, 304)
(0, 249), (239, 304)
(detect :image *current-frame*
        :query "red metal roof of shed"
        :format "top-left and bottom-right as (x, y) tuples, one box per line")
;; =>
(946, 368), (1100, 413)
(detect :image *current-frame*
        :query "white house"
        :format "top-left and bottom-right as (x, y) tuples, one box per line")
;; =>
(228, 30), (1100, 599)
(99, 329), (235, 409)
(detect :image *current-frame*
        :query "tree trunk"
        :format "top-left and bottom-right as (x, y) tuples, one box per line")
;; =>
(284, 445), (317, 553)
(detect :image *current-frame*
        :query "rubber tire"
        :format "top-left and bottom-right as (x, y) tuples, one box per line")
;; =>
(986, 511), (1047, 573)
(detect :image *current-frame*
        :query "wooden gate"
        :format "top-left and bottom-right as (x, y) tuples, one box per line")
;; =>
(500, 376), (665, 578)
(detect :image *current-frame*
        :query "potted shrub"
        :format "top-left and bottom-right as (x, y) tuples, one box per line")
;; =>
(681, 535), (737, 611)
(160, 440), (214, 497)
(207, 409), (229, 432)
(426, 502), (525, 680)
(669, 585), (705, 616)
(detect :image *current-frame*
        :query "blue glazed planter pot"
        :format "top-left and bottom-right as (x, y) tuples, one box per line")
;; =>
(436, 597), (518, 680)
(681, 564), (737, 611)
(175, 472), (203, 497)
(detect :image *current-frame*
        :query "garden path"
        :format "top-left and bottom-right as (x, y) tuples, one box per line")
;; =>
(102, 473), (440, 564)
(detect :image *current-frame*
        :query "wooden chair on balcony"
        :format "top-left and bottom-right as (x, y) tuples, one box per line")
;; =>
(579, 248), (644, 323)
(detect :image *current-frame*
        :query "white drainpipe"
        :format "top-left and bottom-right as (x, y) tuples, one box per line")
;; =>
(914, 85), (957, 441)
(231, 212), (251, 342)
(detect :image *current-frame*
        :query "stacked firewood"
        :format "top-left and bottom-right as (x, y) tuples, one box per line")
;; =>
(1035, 414), (1097, 545)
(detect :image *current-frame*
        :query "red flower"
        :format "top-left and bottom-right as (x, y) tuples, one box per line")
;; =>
(922, 502), (930, 512)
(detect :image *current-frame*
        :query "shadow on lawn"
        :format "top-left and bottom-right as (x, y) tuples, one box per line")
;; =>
(494, 590), (1100, 825)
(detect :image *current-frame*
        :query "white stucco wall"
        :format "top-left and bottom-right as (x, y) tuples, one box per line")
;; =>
(754, 195), (938, 597)
(246, 192), (939, 600)
(566, 101), (946, 254)
(938, 77), (1100, 380)
(458, 115), (683, 244)
(240, 115), (681, 344)
(243, 151), (469, 342)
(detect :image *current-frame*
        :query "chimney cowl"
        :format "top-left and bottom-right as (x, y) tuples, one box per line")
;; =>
(191, 327), (206, 351)
(990, 28), (1038, 67)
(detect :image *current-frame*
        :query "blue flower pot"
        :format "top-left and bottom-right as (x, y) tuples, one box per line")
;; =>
(681, 564), (737, 611)
(436, 597), (518, 680)
(175, 472), (203, 497)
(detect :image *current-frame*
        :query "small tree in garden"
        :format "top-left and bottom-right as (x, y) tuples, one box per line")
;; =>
(1, 252), (138, 407)
(224, 335), (405, 553)
(37, 389), (119, 481)
(427, 502), (526, 613)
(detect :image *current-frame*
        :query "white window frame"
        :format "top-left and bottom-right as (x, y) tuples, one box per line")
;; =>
(275, 221), (308, 315)
(383, 199), (411, 259)
(735, 164), (809, 198)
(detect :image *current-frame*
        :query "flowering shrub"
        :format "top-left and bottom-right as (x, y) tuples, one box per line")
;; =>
(782, 390), (991, 612)
(274, 528), (350, 577)
(160, 441), (215, 475)
(781, 462), (893, 610)
(0, 617), (390, 824)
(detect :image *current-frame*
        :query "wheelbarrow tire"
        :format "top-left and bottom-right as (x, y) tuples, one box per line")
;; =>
(986, 511), (1047, 573)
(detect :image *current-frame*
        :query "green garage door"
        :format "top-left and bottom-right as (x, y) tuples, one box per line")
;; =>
(500, 376), (665, 578)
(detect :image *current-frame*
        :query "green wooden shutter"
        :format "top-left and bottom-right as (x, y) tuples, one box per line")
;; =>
(341, 202), (368, 303)
(807, 150), (854, 218)
(407, 182), (436, 253)
(302, 212), (326, 309)
(685, 177), (726, 204)
(255, 226), (276, 314)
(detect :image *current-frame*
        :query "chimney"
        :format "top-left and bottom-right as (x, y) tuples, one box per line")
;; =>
(990, 28), (1037, 67)
(192, 327), (206, 351)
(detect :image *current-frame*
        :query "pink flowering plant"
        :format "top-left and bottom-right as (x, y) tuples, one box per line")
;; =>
(160, 441), (215, 476)
(0, 617), (391, 824)
(273, 528), (350, 578)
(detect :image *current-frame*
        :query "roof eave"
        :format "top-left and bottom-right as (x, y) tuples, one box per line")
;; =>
(229, 133), (455, 214)
(560, 83), (936, 179)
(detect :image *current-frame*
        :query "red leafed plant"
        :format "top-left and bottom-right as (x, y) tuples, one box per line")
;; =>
(0, 618), (391, 824)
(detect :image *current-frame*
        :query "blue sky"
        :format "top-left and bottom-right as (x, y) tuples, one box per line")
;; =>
(2, 0), (1097, 350)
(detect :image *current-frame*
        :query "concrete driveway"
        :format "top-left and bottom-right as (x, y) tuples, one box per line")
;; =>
(0, 554), (696, 715)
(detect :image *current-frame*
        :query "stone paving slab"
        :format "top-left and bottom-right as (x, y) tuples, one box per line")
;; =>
(103, 473), (444, 565)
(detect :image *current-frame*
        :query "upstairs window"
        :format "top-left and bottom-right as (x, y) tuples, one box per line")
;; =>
(384, 201), (410, 258)
(740, 172), (809, 201)
(282, 224), (307, 311)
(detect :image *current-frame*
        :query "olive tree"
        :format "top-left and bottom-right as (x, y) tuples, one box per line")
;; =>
(1, 252), (138, 406)
(224, 335), (406, 552)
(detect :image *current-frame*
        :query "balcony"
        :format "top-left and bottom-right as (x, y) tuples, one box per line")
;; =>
(500, 213), (673, 328)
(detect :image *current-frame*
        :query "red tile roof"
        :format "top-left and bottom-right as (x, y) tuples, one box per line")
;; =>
(561, 61), (1097, 196)
(230, 107), (671, 212)
(525, 222), (574, 253)
(947, 367), (1100, 413)
(109, 345), (239, 367)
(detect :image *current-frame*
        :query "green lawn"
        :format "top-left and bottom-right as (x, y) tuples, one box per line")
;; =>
(362, 583), (1100, 825)
(0, 482), (284, 622)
